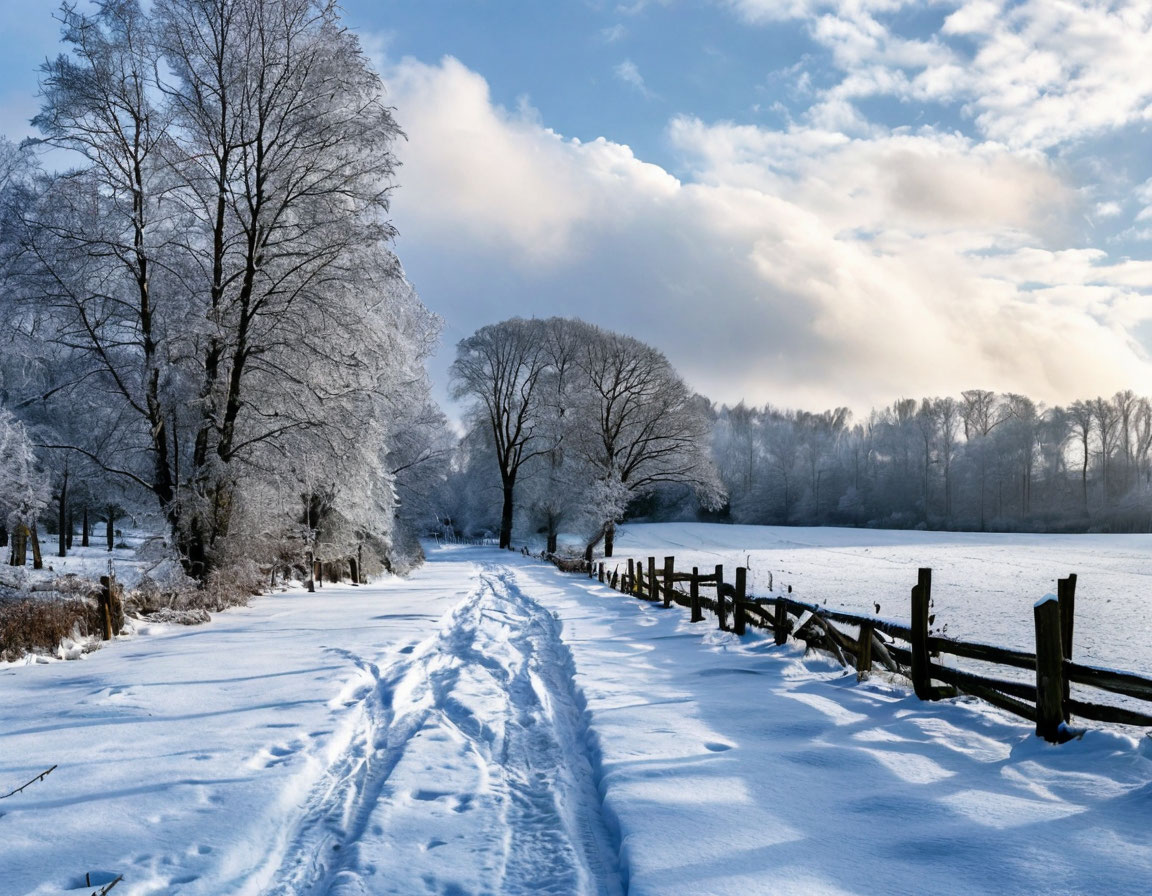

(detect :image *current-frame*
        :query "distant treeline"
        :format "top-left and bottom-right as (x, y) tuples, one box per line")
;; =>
(710, 391), (1152, 533)
(440, 317), (1152, 544)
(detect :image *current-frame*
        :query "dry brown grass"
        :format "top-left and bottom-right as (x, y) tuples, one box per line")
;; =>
(0, 597), (102, 662)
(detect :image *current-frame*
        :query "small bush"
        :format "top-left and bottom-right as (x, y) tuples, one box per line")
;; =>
(0, 598), (102, 662)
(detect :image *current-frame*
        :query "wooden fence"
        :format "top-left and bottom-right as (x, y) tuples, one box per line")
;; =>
(578, 555), (1152, 743)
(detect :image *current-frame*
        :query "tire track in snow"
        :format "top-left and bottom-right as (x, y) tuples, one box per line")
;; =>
(258, 564), (623, 896)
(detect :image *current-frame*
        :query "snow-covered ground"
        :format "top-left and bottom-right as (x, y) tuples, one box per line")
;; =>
(3, 528), (1152, 895)
(611, 523), (1152, 671)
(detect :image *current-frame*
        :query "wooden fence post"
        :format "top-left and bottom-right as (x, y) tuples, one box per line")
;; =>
(599, 563), (605, 583)
(648, 557), (658, 602)
(636, 561), (645, 596)
(663, 557), (674, 607)
(1034, 595), (1068, 742)
(733, 567), (747, 635)
(856, 621), (874, 679)
(715, 564), (727, 631)
(349, 557), (359, 586)
(627, 559), (635, 594)
(773, 599), (788, 645)
(690, 568), (703, 622)
(98, 575), (114, 640)
(1058, 574), (1077, 718)
(910, 567), (934, 700)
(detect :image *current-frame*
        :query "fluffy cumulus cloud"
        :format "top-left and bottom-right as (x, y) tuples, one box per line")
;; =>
(382, 54), (1152, 414)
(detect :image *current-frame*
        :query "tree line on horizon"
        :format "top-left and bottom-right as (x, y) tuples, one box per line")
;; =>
(709, 390), (1152, 534)
(442, 343), (1152, 542)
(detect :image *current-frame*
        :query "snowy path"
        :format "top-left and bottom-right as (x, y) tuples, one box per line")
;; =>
(260, 565), (622, 896)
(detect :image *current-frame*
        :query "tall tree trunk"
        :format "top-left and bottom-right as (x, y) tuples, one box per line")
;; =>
(10, 525), (26, 566)
(499, 478), (515, 550)
(57, 468), (69, 558)
(81, 505), (89, 547)
(604, 522), (616, 557)
(0, 524), (7, 549)
(106, 507), (115, 552)
(30, 524), (43, 570)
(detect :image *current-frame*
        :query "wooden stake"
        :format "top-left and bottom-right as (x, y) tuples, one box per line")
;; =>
(1058, 574), (1077, 719)
(98, 575), (114, 640)
(690, 568), (703, 622)
(733, 567), (747, 635)
(647, 557), (658, 602)
(774, 598), (788, 645)
(663, 556), (674, 607)
(910, 568), (934, 700)
(856, 621), (874, 679)
(715, 564), (726, 631)
(1034, 595), (1068, 742)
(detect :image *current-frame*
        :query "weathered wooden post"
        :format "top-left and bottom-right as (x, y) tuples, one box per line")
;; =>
(715, 564), (727, 631)
(1034, 594), (1068, 742)
(598, 563), (605, 583)
(856, 621), (874, 679)
(98, 575), (114, 640)
(627, 559), (635, 594)
(647, 557), (658, 602)
(733, 567), (747, 635)
(690, 568), (703, 622)
(1058, 574), (1077, 716)
(663, 557), (674, 607)
(636, 561), (645, 596)
(30, 524), (43, 570)
(314, 559), (323, 589)
(306, 550), (315, 593)
(773, 598), (788, 645)
(910, 567), (934, 700)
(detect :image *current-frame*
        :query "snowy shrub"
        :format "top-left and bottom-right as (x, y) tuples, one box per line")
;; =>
(201, 560), (265, 610)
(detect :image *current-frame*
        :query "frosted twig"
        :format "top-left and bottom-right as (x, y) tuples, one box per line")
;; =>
(91, 875), (124, 896)
(0, 765), (57, 799)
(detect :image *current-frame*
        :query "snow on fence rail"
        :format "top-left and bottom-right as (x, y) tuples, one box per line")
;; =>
(567, 555), (1152, 744)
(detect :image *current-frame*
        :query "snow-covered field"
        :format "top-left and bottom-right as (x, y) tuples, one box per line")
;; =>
(612, 523), (1152, 671)
(3, 526), (1152, 895)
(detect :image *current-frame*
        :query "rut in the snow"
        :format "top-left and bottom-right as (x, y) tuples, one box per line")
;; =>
(260, 565), (623, 896)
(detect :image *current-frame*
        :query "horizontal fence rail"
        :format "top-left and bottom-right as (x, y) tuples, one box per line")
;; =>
(557, 554), (1152, 743)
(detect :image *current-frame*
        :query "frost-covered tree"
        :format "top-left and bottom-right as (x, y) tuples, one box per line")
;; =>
(450, 319), (552, 549)
(568, 324), (723, 557)
(0, 408), (50, 564)
(6, 0), (440, 579)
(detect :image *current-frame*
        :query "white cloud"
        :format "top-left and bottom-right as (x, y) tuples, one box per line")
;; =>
(601, 24), (628, 43)
(614, 59), (653, 97)
(383, 56), (1152, 413)
(720, 1), (1152, 151)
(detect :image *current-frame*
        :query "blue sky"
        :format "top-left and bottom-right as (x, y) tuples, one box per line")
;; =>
(3, 1), (1152, 414)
